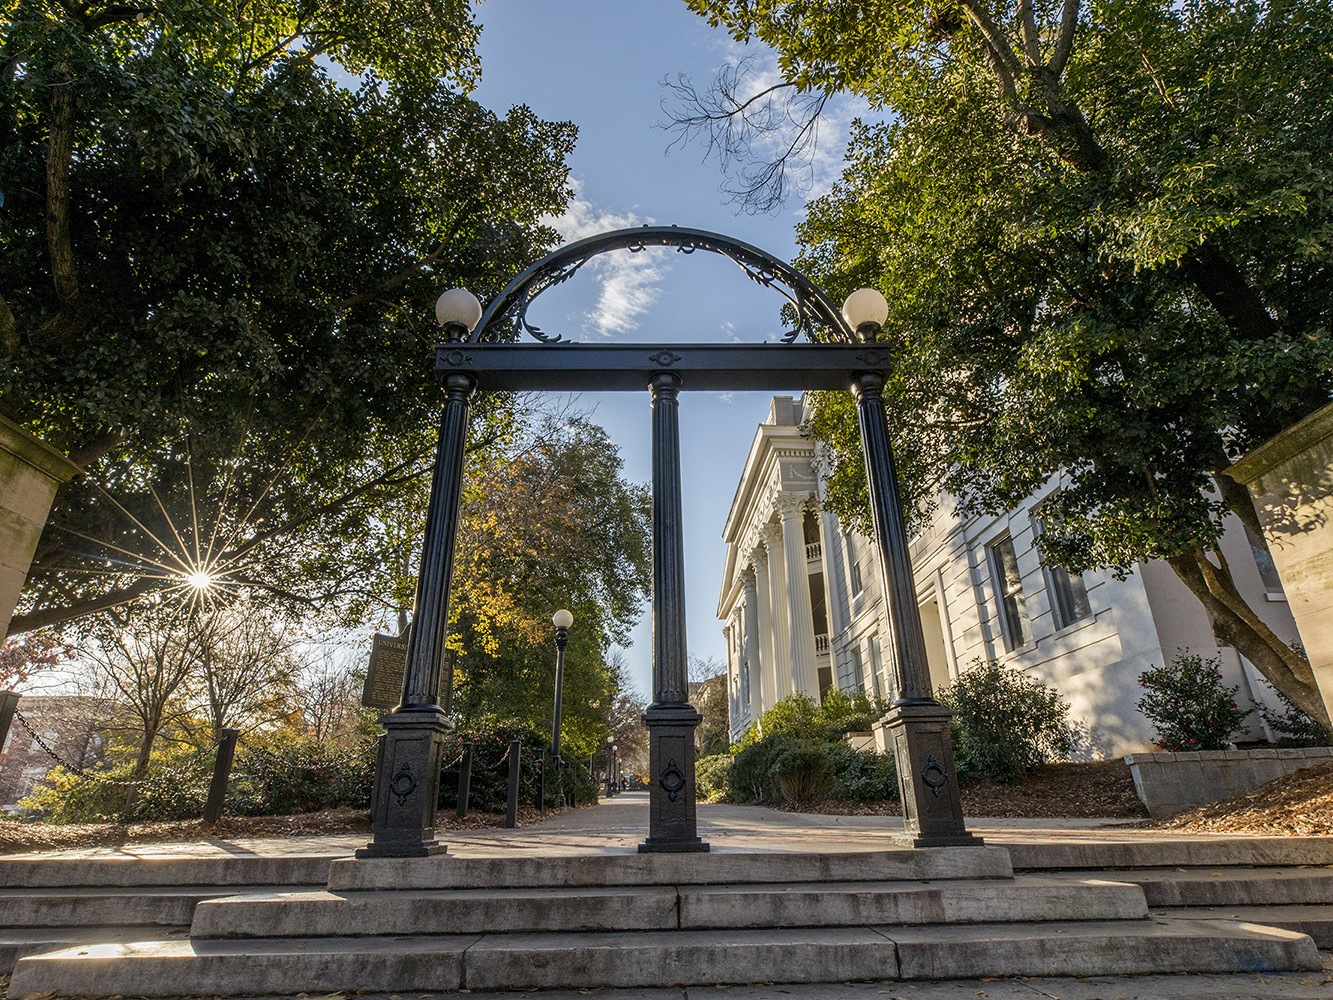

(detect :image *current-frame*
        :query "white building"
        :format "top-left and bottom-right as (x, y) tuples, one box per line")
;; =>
(717, 396), (1298, 756)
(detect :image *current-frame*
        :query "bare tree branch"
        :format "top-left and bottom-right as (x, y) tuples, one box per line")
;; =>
(661, 58), (832, 215)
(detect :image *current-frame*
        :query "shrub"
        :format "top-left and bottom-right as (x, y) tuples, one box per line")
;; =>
(814, 688), (890, 738)
(733, 694), (822, 751)
(1137, 652), (1252, 751)
(769, 740), (836, 808)
(227, 735), (377, 816)
(730, 733), (800, 804)
(939, 659), (1077, 783)
(696, 753), (733, 801)
(1257, 684), (1332, 748)
(828, 744), (899, 804)
(19, 747), (212, 823)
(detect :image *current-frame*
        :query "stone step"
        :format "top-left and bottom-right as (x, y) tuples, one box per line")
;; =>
(10, 919), (1319, 996)
(0, 855), (333, 888)
(1007, 837), (1333, 871)
(327, 846), (1013, 891)
(190, 876), (1147, 938)
(1156, 904), (1333, 948)
(1048, 866), (1333, 907)
(1134, 867), (1333, 907)
(0, 885), (314, 928)
(0, 925), (190, 974)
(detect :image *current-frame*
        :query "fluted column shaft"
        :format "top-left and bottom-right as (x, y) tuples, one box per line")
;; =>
(779, 493), (820, 699)
(752, 547), (774, 716)
(742, 569), (763, 723)
(763, 521), (793, 701)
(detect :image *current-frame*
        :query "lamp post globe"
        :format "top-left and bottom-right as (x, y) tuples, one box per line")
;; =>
(841, 288), (889, 342)
(435, 288), (483, 341)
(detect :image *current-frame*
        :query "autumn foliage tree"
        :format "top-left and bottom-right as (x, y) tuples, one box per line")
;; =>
(680, 0), (1333, 724)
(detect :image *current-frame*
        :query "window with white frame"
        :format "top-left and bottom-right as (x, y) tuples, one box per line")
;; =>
(986, 533), (1030, 651)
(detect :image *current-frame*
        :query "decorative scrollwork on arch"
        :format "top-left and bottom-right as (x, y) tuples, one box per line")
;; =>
(471, 225), (854, 345)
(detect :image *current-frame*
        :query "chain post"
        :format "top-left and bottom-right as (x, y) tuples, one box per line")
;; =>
(0, 691), (19, 752)
(455, 741), (473, 819)
(504, 739), (520, 829)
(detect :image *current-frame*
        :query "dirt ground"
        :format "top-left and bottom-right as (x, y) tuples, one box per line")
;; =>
(1, 760), (1329, 854)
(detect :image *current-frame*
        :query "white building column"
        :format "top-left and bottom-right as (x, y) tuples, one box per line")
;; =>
(764, 520), (794, 701)
(742, 568), (763, 723)
(779, 493), (820, 698)
(752, 544), (777, 715)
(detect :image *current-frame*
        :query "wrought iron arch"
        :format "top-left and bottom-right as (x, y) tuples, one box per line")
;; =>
(472, 225), (855, 345)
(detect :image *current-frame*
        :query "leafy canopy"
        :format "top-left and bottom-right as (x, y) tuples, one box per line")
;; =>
(684, 0), (1333, 724)
(0, 0), (576, 630)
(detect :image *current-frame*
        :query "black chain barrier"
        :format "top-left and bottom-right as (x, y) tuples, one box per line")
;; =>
(12, 709), (220, 790)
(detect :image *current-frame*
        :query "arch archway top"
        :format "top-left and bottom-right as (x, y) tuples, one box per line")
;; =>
(472, 225), (856, 345)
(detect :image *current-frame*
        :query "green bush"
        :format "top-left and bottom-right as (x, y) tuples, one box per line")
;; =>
(828, 744), (899, 804)
(226, 735), (377, 816)
(770, 740), (836, 808)
(939, 659), (1077, 783)
(20, 747), (213, 823)
(1137, 652), (1252, 751)
(696, 753), (733, 801)
(730, 733), (797, 804)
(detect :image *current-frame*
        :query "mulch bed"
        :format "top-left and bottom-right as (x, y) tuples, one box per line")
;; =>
(797, 759), (1149, 819)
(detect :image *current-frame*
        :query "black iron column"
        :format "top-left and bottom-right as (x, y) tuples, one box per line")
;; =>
(851, 370), (981, 848)
(359, 369), (476, 858)
(640, 371), (708, 853)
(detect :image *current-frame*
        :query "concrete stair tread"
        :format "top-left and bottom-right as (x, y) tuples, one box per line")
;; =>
(1048, 866), (1333, 882)
(1007, 838), (1333, 870)
(1154, 904), (1333, 948)
(1042, 867), (1333, 907)
(328, 846), (1014, 890)
(190, 876), (1149, 937)
(0, 883), (315, 899)
(12, 920), (1320, 996)
(0, 885), (319, 929)
(0, 856), (333, 888)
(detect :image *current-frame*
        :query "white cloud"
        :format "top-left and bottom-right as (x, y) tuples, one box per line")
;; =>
(541, 182), (668, 337)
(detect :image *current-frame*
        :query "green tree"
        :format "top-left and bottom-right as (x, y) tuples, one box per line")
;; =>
(448, 415), (653, 759)
(680, 0), (1333, 725)
(1, 0), (575, 632)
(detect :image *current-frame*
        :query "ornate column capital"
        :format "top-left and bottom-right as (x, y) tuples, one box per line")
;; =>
(776, 491), (813, 521)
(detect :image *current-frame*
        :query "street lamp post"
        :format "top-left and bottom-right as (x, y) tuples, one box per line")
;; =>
(612, 743), (619, 794)
(842, 288), (981, 849)
(605, 735), (615, 798)
(550, 609), (572, 759)
(550, 609), (572, 808)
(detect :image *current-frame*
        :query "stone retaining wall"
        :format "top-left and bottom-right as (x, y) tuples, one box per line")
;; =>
(1125, 747), (1333, 818)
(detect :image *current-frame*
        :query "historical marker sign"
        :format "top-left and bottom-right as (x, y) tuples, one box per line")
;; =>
(362, 633), (409, 709)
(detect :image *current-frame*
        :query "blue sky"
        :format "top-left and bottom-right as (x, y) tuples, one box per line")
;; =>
(469, 2), (866, 698)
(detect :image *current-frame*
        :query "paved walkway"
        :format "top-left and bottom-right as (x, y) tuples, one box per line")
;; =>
(6, 791), (1288, 861)
(7, 795), (1332, 999)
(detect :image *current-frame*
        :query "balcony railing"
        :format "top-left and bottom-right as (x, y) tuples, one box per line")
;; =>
(814, 633), (830, 655)
(805, 541), (822, 561)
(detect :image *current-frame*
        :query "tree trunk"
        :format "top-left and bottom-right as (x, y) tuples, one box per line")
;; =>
(1167, 548), (1330, 727)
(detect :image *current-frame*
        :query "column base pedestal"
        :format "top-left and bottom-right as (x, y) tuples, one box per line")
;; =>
(639, 703), (710, 854)
(877, 700), (983, 849)
(357, 708), (453, 859)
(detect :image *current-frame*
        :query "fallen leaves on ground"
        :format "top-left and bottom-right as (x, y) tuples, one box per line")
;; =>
(1138, 760), (1333, 835)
